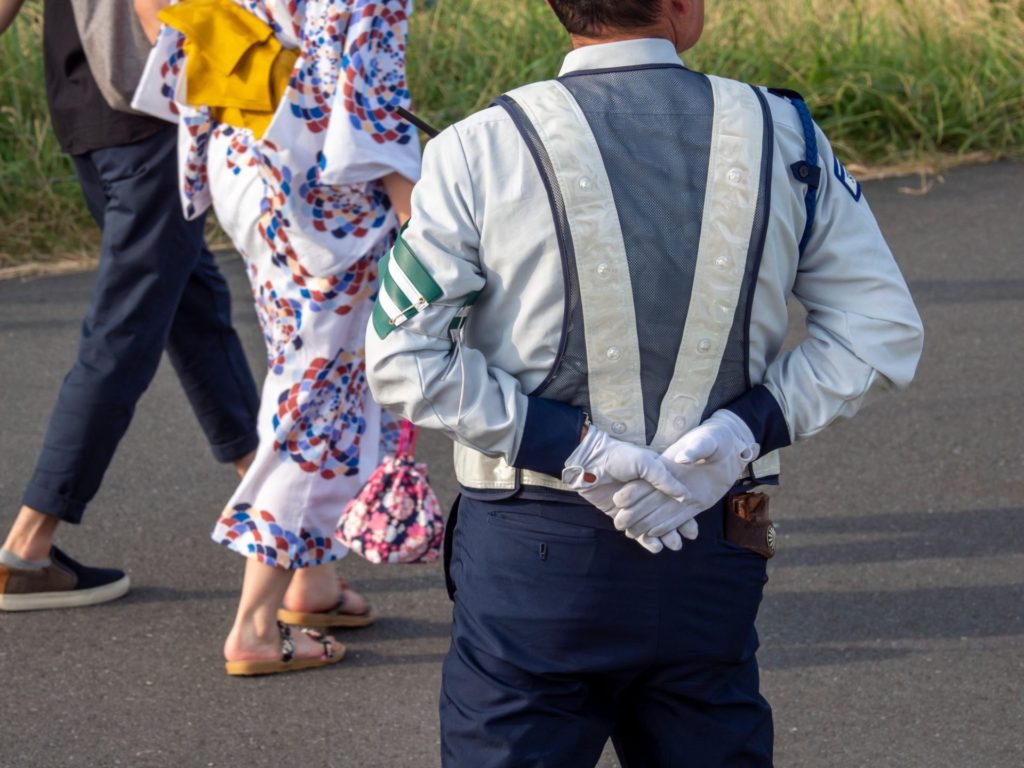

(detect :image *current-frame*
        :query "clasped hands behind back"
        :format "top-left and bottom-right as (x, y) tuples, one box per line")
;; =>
(563, 410), (759, 553)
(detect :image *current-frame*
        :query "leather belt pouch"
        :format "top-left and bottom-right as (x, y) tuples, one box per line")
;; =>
(725, 492), (776, 559)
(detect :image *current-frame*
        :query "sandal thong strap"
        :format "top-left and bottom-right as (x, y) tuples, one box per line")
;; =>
(301, 627), (336, 658)
(278, 621), (296, 663)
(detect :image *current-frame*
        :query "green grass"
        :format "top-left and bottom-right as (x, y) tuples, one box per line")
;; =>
(0, 2), (97, 266)
(2, 0), (1023, 263)
(688, 0), (1024, 164)
(410, 0), (1024, 166)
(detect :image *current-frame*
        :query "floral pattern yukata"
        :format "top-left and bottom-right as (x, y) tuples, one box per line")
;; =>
(134, 0), (421, 569)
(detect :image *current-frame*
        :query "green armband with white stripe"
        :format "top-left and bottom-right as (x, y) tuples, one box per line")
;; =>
(372, 234), (444, 339)
(449, 290), (480, 333)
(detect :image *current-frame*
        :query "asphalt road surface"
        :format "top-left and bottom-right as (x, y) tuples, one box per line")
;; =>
(1, 162), (1022, 768)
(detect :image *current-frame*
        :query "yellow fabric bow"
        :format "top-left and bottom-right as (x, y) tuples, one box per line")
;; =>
(159, 0), (298, 138)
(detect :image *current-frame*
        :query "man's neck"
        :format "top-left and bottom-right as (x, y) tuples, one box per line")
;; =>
(569, 16), (677, 51)
(570, 31), (672, 50)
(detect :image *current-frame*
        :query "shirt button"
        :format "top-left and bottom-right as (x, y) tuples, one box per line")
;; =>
(714, 256), (730, 269)
(697, 339), (712, 354)
(597, 262), (611, 278)
(578, 176), (592, 190)
(606, 346), (622, 362)
(612, 422), (627, 435)
(674, 415), (687, 430)
(728, 168), (744, 185)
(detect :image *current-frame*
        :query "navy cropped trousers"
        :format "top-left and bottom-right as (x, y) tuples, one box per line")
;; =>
(21, 126), (259, 524)
(441, 494), (774, 768)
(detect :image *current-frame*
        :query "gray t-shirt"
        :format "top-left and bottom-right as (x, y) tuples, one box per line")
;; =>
(42, 0), (163, 155)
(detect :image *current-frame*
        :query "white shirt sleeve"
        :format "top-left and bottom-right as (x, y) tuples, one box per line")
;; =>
(758, 125), (924, 443)
(364, 126), (532, 463)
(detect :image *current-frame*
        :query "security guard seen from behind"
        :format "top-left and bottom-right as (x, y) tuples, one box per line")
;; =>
(365, 0), (924, 765)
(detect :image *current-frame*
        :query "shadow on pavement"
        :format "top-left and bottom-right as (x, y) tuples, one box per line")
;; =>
(760, 645), (916, 671)
(908, 278), (1024, 304)
(123, 586), (237, 604)
(357, 616), (451, 641)
(359, 573), (447, 594)
(762, 583), (1024, 645)
(776, 507), (1024, 566)
(345, 650), (449, 668)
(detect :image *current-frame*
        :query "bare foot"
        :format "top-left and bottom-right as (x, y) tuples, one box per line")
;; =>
(282, 568), (369, 617)
(224, 620), (341, 664)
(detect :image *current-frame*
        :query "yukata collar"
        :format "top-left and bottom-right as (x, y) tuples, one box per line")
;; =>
(558, 38), (684, 77)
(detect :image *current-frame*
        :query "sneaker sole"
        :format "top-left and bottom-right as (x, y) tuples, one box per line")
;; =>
(0, 575), (131, 611)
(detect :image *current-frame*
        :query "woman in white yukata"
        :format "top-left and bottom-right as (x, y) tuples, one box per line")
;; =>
(134, 0), (420, 674)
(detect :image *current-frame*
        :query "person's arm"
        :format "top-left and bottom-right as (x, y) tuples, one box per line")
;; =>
(133, 0), (169, 44)
(366, 125), (683, 497)
(365, 126), (586, 475)
(364, 126), (522, 461)
(382, 171), (415, 226)
(0, 0), (27, 36)
(317, 1), (422, 189)
(612, 119), (924, 550)
(725, 123), (924, 454)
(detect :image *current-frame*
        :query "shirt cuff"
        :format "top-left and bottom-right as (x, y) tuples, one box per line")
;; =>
(511, 397), (585, 477)
(723, 385), (792, 455)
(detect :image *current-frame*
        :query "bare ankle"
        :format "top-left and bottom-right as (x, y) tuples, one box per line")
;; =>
(283, 565), (344, 612)
(233, 450), (257, 479)
(2, 507), (59, 561)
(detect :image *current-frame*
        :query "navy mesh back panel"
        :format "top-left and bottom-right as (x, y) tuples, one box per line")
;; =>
(560, 66), (714, 442)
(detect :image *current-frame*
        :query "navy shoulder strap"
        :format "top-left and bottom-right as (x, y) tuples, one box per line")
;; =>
(768, 88), (820, 257)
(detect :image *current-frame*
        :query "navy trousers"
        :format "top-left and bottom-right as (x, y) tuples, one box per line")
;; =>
(441, 494), (774, 768)
(21, 126), (260, 524)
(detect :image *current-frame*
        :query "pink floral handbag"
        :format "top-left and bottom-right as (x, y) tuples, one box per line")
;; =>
(336, 421), (444, 564)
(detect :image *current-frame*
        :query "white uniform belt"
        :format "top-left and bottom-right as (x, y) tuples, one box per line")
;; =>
(454, 442), (780, 492)
(453, 442), (572, 491)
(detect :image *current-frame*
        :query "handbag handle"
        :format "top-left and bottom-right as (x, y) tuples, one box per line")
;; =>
(397, 420), (418, 458)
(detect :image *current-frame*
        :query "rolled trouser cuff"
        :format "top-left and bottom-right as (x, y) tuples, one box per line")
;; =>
(210, 431), (259, 464)
(21, 484), (87, 525)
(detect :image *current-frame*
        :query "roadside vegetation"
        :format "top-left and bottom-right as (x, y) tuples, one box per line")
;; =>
(1, 2), (98, 266)
(2, 0), (1023, 265)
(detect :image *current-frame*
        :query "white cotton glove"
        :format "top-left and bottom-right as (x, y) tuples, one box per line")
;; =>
(574, 480), (691, 554)
(562, 426), (690, 498)
(613, 492), (702, 547)
(611, 409), (759, 540)
(562, 427), (691, 554)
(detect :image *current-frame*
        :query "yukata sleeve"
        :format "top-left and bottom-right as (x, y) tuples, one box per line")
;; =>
(131, 20), (214, 219)
(318, 0), (422, 185)
(365, 126), (570, 469)
(131, 23), (185, 123)
(726, 125), (925, 452)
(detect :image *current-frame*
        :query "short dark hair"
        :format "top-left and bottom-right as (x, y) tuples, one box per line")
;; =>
(546, 0), (661, 36)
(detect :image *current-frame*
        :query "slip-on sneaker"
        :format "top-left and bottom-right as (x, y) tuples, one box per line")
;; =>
(0, 546), (130, 611)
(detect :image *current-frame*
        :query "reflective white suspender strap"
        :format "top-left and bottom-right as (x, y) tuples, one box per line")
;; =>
(507, 80), (648, 446)
(454, 76), (781, 490)
(651, 76), (766, 452)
